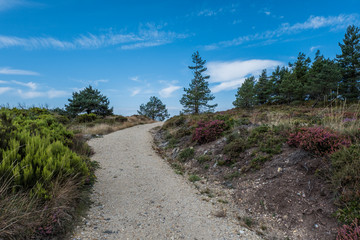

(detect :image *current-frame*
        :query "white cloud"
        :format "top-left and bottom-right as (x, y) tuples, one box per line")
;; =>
(310, 45), (322, 52)
(0, 87), (12, 94)
(12, 80), (37, 90)
(159, 85), (181, 98)
(198, 8), (223, 17)
(207, 59), (282, 92)
(47, 90), (69, 98)
(0, 0), (29, 11)
(206, 14), (359, 49)
(0, 67), (40, 76)
(130, 88), (141, 96)
(264, 11), (271, 16)
(130, 76), (141, 82)
(0, 24), (189, 50)
(0, 80), (8, 84)
(16, 89), (69, 99)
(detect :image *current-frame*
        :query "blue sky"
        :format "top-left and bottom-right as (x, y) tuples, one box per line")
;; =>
(0, 0), (359, 116)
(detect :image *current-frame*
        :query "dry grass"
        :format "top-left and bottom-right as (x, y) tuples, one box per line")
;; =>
(0, 174), (85, 239)
(69, 115), (155, 136)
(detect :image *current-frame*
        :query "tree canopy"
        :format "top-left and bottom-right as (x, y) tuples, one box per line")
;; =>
(233, 76), (256, 108)
(65, 85), (113, 117)
(180, 51), (217, 114)
(138, 96), (170, 121)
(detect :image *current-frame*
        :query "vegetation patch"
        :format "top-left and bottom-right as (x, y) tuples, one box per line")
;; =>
(192, 120), (226, 144)
(178, 147), (195, 162)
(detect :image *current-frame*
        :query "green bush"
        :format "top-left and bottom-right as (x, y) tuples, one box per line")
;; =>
(178, 148), (195, 162)
(115, 115), (127, 123)
(0, 108), (90, 200)
(331, 145), (360, 223)
(197, 155), (212, 163)
(76, 113), (98, 123)
(223, 138), (248, 159)
(188, 174), (201, 182)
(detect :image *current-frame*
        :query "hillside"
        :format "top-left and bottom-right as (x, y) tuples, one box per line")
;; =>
(154, 103), (360, 239)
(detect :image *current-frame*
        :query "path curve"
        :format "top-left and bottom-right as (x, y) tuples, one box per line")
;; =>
(72, 123), (261, 240)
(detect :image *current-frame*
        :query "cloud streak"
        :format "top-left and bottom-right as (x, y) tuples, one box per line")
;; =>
(207, 59), (282, 92)
(206, 14), (359, 49)
(0, 24), (189, 50)
(159, 85), (181, 98)
(0, 67), (40, 76)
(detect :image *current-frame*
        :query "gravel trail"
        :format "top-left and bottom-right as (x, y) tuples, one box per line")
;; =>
(72, 123), (261, 240)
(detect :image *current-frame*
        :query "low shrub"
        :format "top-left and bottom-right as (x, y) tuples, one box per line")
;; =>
(76, 113), (97, 123)
(178, 147), (195, 162)
(197, 155), (212, 163)
(331, 145), (360, 223)
(188, 174), (201, 182)
(223, 138), (248, 159)
(115, 115), (127, 123)
(192, 120), (226, 144)
(287, 127), (351, 156)
(337, 218), (360, 240)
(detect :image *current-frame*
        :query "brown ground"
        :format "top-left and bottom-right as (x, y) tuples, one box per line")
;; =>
(154, 128), (340, 240)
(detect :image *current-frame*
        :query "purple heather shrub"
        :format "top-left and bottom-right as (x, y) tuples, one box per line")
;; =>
(287, 127), (351, 156)
(192, 120), (226, 144)
(337, 218), (360, 240)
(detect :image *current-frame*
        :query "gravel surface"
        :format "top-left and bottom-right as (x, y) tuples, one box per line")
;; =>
(72, 123), (261, 240)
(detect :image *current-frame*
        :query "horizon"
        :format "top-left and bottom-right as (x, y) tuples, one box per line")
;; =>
(0, 0), (360, 116)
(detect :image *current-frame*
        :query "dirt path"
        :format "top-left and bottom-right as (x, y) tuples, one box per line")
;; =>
(72, 123), (261, 240)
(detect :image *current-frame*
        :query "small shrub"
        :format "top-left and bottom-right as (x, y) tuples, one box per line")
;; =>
(237, 118), (251, 125)
(192, 120), (226, 144)
(188, 174), (201, 182)
(331, 145), (360, 223)
(250, 155), (271, 169)
(197, 155), (212, 163)
(288, 127), (351, 156)
(76, 113), (97, 123)
(224, 171), (241, 180)
(223, 138), (248, 159)
(215, 114), (235, 130)
(337, 218), (360, 240)
(115, 115), (127, 123)
(178, 148), (195, 162)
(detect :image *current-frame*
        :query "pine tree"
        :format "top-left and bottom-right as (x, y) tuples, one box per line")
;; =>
(307, 50), (341, 101)
(180, 51), (217, 114)
(291, 52), (311, 101)
(233, 76), (256, 108)
(65, 85), (113, 117)
(255, 69), (271, 104)
(138, 96), (170, 121)
(336, 25), (360, 100)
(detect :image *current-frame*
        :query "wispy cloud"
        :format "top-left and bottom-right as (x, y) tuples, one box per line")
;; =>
(206, 14), (359, 50)
(207, 59), (282, 92)
(0, 67), (40, 76)
(0, 23), (189, 50)
(130, 76), (141, 82)
(0, 0), (33, 11)
(12, 80), (37, 90)
(310, 45), (322, 52)
(198, 8), (223, 17)
(159, 85), (181, 98)
(130, 88), (141, 97)
(0, 87), (12, 94)
(16, 89), (69, 99)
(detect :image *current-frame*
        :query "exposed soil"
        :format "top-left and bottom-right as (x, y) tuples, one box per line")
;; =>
(154, 127), (340, 240)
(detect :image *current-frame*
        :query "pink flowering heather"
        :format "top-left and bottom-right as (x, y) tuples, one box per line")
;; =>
(337, 218), (360, 240)
(192, 120), (226, 144)
(287, 127), (351, 156)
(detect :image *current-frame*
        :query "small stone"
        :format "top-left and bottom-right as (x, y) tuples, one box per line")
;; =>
(314, 224), (319, 228)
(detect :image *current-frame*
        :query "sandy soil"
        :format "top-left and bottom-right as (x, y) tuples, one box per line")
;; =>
(72, 122), (261, 240)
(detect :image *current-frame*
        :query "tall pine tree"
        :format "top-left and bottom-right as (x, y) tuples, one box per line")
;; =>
(336, 25), (360, 100)
(180, 51), (217, 114)
(233, 76), (256, 108)
(255, 69), (271, 104)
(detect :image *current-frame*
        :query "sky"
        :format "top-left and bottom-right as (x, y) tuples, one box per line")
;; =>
(0, 0), (359, 116)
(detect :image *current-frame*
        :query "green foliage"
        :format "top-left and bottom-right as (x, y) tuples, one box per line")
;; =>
(178, 147), (195, 162)
(197, 154), (212, 163)
(138, 96), (170, 121)
(337, 25), (360, 101)
(223, 138), (248, 159)
(224, 171), (241, 180)
(65, 85), (113, 117)
(0, 108), (89, 200)
(331, 145), (360, 223)
(76, 113), (98, 123)
(180, 51), (217, 114)
(250, 155), (271, 169)
(115, 115), (127, 123)
(188, 174), (201, 182)
(233, 76), (256, 108)
(255, 69), (272, 104)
